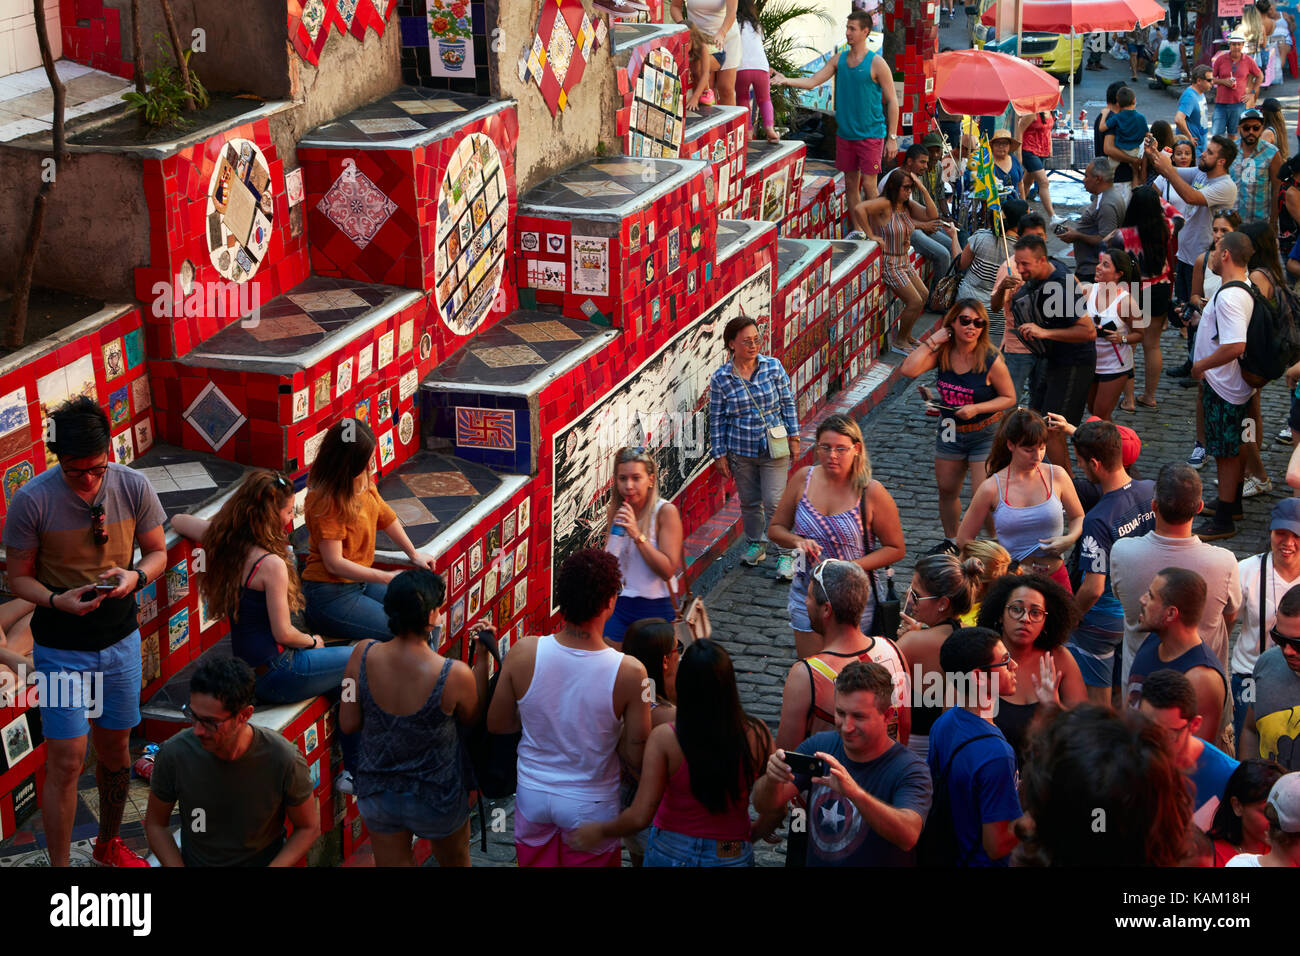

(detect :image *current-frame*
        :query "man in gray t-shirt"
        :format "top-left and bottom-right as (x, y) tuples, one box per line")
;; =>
(1059, 159), (1127, 281)
(146, 658), (318, 866)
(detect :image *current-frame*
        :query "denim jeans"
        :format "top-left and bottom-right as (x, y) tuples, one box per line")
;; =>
(643, 826), (754, 867)
(1213, 102), (1244, 138)
(910, 227), (953, 278)
(1001, 352), (1036, 401)
(254, 646), (353, 704)
(303, 580), (392, 643)
(728, 453), (789, 544)
(1231, 672), (1250, 752)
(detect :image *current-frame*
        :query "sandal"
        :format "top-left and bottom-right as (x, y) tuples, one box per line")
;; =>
(1135, 397), (1158, 408)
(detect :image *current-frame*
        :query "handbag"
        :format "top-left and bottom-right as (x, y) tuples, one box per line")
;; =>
(738, 374), (791, 459)
(669, 577), (711, 647)
(859, 486), (900, 638)
(927, 263), (961, 314)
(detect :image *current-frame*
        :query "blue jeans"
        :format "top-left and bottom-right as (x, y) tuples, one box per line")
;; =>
(303, 580), (391, 643)
(1213, 102), (1244, 138)
(254, 646), (353, 704)
(604, 594), (676, 644)
(911, 228), (953, 278)
(644, 826), (754, 867)
(728, 452), (789, 544)
(1002, 352), (1036, 400)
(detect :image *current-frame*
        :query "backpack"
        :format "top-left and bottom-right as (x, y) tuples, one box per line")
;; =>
(1219, 279), (1300, 388)
(916, 733), (998, 866)
(1279, 157), (1300, 257)
(462, 636), (521, 850)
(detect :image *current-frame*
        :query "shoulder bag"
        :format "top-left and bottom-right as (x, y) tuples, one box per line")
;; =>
(669, 576), (711, 647)
(859, 484), (900, 638)
(738, 371), (790, 459)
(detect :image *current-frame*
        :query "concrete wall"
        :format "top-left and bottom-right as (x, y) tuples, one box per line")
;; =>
(104, 0), (290, 98)
(493, 0), (619, 194)
(0, 147), (149, 299)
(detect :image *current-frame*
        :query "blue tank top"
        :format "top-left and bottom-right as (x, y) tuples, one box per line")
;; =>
(835, 48), (887, 140)
(354, 646), (466, 812)
(229, 553), (280, 668)
(1126, 635), (1228, 710)
(992, 467), (1064, 562)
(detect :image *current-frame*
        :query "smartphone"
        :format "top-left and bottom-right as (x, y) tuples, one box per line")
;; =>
(1100, 320), (1119, 333)
(1053, 222), (1069, 236)
(94, 583), (116, 592)
(783, 751), (828, 778)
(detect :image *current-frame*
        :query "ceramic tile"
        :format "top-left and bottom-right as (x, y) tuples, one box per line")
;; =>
(316, 168), (399, 250)
(401, 471), (477, 498)
(471, 345), (545, 368)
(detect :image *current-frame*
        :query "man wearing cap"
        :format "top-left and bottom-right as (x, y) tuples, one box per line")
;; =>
(1057, 158), (1126, 284)
(1060, 418), (1155, 705)
(1230, 107), (1282, 225)
(879, 142), (959, 279)
(1211, 31), (1262, 138)
(1176, 66), (1214, 152)
(1240, 583), (1300, 771)
(1233, 500), (1300, 747)
(1224, 772), (1300, 866)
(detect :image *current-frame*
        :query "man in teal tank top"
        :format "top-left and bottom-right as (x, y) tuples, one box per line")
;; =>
(774, 9), (898, 224)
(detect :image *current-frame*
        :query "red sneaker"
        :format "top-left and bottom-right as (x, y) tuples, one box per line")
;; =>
(92, 836), (149, 867)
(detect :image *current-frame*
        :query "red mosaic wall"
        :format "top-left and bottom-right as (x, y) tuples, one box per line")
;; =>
(680, 110), (748, 219)
(734, 147), (806, 225)
(58, 0), (133, 79)
(613, 28), (690, 146)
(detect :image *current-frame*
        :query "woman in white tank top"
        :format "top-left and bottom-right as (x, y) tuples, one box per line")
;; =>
(1082, 249), (1143, 421)
(602, 448), (683, 645)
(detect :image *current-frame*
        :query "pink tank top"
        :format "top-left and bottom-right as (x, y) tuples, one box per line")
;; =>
(652, 731), (754, 841)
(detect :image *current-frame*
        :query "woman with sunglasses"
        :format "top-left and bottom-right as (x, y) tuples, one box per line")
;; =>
(976, 573), (1086, 766)
(955, 408), (1085, 593)
(601, 447), (683, 646)
(172, 471), (350, 705)
(894, 553), (984, 758)
(1207, 758), (1287, 865)
(302, 419), (435, 645)
(568, 639), (778, 867)
(901, 298), (1016, 541)
(1079, 248), (1142, 421)
(769, 415), (906, 659)
(617, 618), (681, 866)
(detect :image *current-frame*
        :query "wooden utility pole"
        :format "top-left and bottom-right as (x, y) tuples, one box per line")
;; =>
(158, 0), (197, 110)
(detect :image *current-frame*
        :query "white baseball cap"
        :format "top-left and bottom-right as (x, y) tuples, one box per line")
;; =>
(1267, 772), (1300, 833)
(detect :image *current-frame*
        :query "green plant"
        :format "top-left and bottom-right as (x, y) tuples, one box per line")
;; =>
(756, 0), (833, 130)
(122, 37), (208, 128)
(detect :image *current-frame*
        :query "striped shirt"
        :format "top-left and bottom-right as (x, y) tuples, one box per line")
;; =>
(1230, 139), (1278, 222)
(709, 354), (799, 459)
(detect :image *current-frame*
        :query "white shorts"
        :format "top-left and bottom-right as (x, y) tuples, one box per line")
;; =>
(515, 784), (622, 854)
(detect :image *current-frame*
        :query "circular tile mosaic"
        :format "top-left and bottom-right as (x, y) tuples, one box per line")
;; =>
(626, 47), (683, 159)
(205, 138), (274, 283)
(433, 132), (509, 336)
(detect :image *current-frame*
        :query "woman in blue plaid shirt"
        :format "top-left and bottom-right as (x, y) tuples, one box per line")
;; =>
(709, 315), (800, 579)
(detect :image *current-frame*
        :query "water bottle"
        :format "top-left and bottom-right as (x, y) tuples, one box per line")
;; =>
(610, 524), (627, 537)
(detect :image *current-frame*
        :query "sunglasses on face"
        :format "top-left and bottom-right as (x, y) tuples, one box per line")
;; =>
(954, 315), (986, 329)
(1270, 626), (1300, 652)
(1240, 125), (1263, 133)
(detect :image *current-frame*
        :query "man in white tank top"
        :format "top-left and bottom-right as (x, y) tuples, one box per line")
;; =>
(488, 549), (652, 866)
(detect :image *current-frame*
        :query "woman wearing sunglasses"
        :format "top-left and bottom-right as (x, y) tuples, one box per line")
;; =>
(172, 471), (350, 705)
(894, 553), (984, 759)
(768, 415), (905, 659)
(976, 573), (1086, 766)
(955, 408), (1085, 593)
(901, 298), (1016, 541)
(1079, 248), (1142, 421)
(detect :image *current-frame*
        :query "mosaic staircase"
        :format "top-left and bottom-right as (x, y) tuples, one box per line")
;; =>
(0, 0), (928, 860)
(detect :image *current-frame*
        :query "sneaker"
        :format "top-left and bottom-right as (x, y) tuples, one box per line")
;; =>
(1049, 214), (1066, 226)
(699, 89), (717, 106)
(1200, 499), (1244, 520)
(846, 230), (867, 240)
(775, 553), (796, 580)
(1187, 443), (1206, 468)
(742, 542), (767, 566)
(92, 836), (148, 868)
(1194, 517), (1237, 541)
(1279, 426), (1293, 444)
(336, 769), (355, 795)
(1243, 476), (1274, 498)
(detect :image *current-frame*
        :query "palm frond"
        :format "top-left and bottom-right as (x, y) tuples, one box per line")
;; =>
(754, 0), (836, 129)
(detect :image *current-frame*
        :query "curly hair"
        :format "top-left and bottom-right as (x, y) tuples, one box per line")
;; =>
(976, 573), (1078, 650)
(1019, 706), (1192, 866)
(556, 548), (623, 625)
(198, 471), (303, 622)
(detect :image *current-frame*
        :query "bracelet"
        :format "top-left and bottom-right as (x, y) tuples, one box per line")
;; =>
(48, 590), (56, 609)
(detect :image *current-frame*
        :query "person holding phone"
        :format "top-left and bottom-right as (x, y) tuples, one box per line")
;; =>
(1078, 249), (1141, 421)
(302, 419), (435, 644)
(2, 396), (168, 868)
(755, 661), (932, 866)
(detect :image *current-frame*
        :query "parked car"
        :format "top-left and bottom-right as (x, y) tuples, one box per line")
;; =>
(967, 0), (1084, 83)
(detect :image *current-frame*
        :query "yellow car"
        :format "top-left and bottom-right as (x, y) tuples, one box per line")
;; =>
(968, 0), (1084, 83)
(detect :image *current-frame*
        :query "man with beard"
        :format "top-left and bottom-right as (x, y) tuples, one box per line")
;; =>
(1146, 135), (1239, 314)
(1229, 108), (1282, 227)
(1240, 583), (1300, 771)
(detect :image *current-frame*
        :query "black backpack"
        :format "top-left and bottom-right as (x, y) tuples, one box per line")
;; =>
(1219, 280), (1300, 388)
(462, 635), (520, 850)
(916, 734), (997, 866)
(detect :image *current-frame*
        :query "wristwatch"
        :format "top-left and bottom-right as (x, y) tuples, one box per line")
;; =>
(132, 569), (147, 593)
(636, 533), (648, 544)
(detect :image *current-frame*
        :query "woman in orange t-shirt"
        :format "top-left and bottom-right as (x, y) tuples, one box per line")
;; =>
(302, 419), (435, 644)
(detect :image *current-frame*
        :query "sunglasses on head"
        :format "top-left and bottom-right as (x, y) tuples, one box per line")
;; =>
(1270, 626), (1300, 651)
(89, 504), (108, 546)
(271, 473), (293, 494)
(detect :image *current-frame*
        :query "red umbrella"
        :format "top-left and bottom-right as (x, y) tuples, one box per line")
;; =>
(979, 0), (1166, 32)
(933, 49), (1063, 116)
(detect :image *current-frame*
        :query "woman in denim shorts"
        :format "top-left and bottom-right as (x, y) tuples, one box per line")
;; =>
(340, 569), (490, 866)
(900, 299), (1017, 541)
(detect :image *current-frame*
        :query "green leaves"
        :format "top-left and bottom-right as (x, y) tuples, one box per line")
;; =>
(119, 32), (207, 128)
(755, 0), (834, 129)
